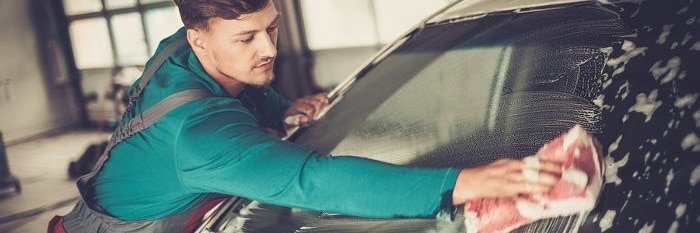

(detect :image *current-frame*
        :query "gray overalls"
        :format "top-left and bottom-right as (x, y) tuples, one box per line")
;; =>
(62, 38), (212, 232)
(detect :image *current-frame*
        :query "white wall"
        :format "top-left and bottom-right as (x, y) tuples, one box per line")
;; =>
(311, 46), (380, 89)
(299, 0), (456, 90)
(0, 0), (81, 144)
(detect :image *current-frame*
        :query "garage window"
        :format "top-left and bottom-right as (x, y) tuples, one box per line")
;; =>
(299, 0), (457, 89)
(62, 0), (181, 70)
(68, 18), (114, 69)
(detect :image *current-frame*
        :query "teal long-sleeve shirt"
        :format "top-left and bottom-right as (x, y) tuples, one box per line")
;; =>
(93, 28), (460, 221)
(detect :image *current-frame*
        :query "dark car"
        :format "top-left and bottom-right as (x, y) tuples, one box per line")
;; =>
(194, 0), (699, 232)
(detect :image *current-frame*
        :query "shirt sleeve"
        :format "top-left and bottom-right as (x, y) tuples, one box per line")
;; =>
(174, 98), (459, 219)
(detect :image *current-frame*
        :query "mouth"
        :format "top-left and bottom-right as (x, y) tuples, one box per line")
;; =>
(254, 59), (274, 70)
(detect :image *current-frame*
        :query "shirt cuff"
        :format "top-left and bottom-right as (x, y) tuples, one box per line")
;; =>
(435, 167), (460, 221)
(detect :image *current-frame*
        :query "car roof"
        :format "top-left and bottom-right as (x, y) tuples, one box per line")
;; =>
(427, 0), (642, 24)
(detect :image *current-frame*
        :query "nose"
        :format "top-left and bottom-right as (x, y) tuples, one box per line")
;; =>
(257, 33), (277, 59)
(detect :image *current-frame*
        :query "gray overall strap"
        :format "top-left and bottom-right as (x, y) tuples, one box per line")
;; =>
(77, 89), (211, 213)
(76, 36), (211, 214)
(93, 89), (213, 173)
(124, 37), (189, 113)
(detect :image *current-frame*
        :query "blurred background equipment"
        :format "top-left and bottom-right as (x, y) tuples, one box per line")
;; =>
(0, 131), (21, 195)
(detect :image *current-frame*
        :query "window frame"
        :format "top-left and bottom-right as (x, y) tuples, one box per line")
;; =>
(63, 0), (176, 70)
(298, 0), (457, 50)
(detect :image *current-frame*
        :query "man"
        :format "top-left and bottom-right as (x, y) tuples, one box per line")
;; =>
(55, 0), (562, 232)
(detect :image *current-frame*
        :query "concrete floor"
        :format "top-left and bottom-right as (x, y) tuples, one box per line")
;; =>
(0, 130), (110, 233)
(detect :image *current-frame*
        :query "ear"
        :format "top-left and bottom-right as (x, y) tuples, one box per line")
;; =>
(186, 28), (207, 54)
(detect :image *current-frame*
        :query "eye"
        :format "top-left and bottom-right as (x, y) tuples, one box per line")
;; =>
(240, 36), (254, 43)
(267, 25), (278, 32)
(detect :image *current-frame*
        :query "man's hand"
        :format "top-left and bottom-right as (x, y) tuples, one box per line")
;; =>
(452, 158), (562, 205)
(284, 93), (328, 131)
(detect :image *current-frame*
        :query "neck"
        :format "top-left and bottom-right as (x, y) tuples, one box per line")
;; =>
(195, 53), (245, 96)
(216, 76), (246, 97)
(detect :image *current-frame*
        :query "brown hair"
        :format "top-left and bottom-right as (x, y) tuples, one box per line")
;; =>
(173, 0), (270, 29)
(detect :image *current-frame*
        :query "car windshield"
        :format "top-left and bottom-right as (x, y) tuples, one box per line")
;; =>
(292, 4), (625, 168)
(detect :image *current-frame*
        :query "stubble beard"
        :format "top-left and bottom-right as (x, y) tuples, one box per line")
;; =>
(251, 73), (275, 87)
(216, 66), (275, 88)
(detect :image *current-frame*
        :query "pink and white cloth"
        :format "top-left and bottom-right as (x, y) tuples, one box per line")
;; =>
(463, 125), (604, 233)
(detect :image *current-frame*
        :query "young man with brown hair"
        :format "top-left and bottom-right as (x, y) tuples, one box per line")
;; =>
(54, 0), (561, 232)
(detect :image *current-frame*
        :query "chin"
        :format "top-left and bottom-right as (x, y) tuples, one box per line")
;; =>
(248, 76), (274, 87)
(258, 74), (275, 86)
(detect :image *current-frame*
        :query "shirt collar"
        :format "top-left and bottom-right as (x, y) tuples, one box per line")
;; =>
(166, 27), (233, 97)
(185, 50), (232, 97)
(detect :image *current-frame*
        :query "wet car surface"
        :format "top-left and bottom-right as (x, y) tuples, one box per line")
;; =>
(195, 0), (699, 232)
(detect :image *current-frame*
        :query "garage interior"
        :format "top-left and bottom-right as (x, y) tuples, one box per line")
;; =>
(1, 0), (698, 232)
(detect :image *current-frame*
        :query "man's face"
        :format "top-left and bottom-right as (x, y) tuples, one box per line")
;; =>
(195, 2), (279, 87)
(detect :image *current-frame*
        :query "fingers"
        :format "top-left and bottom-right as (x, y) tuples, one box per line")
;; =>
(284, 93), (329, 128)
(536, 172), (559, 186)
(494, 157), (562, 193)
(283, 114), (310, 126)
(518, 156), (562, 194)
(295, 102), (318, 120)
(298, 93), (329, 118)
(307, 93), (329, 117)
(491, 158), (522, 171)
(508, 168), (558, 186)
(311, 93), (329, 106)
(297, 115), (311, 126)
(538, 159), (563, 176)
(518, 182), (554, 194)
(451, 157), (564, 203)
